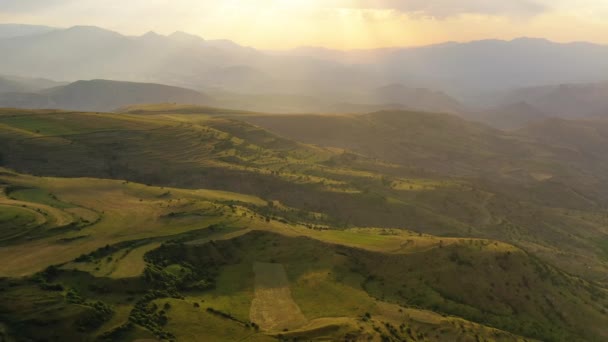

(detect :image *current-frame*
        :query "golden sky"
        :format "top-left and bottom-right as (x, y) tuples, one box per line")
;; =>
(1, 0), (608, 49)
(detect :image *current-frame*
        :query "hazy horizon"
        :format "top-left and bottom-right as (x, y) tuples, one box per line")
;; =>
(1, 0), (607, 49)
(5, 22), (605, 52)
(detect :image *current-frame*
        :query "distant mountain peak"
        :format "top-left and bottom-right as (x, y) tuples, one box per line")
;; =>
(2, 78), (212, 112)
(509, 37), (553, 46)
(142, 30), (162, 37)
(511, 37), (551, 42)
(204, 38), (241, 48)
(138, 31), (166, 42)
(62, 25), (124, 38)
(169, 31), (204, 42)
(66, 25), (111, 33)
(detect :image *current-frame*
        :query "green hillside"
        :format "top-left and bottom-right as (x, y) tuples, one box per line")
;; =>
(1, 106), (608, 341)
(0, 169), (605, 341)
(2, 107), (607, 281)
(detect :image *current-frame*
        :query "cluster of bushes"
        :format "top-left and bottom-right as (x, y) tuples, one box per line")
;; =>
(39, 282), (64, 291)
(161, 224), (225, 245)
(128, 291), (179, 341)
(213, 139), (235, 151)
(448, 250), (473, 267)
(221, 199), (338, 227)
(302, 224), (330, 231)
(100, 322), (134, 340)
(205, 307), (240, 323)
(383, 322), (401, 340)
(65, 288), (85, 304)
(129, 243), (233, 338)
(32, 266), (114, 332)
(205, 307), (259, 330)
(143, 243), (222, 293)
(107, 243), (221, 339)
(142, 262), (215, 293)
(32, 265), (64, 291)
(75, 300), (114, 331)
(74, 240), (140, 263)
(185, 279), (214, 291)
(143, 264), (181, 290)
(61, 288), (114, 331)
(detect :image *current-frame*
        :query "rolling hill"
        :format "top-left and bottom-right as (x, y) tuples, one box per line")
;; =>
(202, 84), (466, 115)
(365, 84), (465, 114)
(501, 82), (608, 119)
(468, 102), (549, 130)
(1, 106), (608, 341)
(0, 167), (606, 341)
(518, 117), (608, 157)
(2, 106), (608, 281)
(241, 110), (562, 178)
(0, 78), (467, 115)
(242, 110), (608, 209)
(0, 79), (212, 111)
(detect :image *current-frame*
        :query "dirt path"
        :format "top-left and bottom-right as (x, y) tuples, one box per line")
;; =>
(249, 262), (308, 332)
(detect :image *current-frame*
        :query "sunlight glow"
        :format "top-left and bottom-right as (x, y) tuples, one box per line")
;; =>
(1, 0), (607, 48)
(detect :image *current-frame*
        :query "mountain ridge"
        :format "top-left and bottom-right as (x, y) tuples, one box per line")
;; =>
(0, 79), (212, 111)
(2, 24), (608, 103)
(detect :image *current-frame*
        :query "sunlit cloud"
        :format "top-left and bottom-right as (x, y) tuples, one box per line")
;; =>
(0, 0), (607, 49)
(326, 0), (549, 18)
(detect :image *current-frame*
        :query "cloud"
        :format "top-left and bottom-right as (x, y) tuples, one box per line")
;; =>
(328, 0), (549, 18)
(0, 0), (74, 13)
(0, 0), (554, 20)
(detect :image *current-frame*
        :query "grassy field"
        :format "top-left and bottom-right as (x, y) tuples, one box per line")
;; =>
(250, 262), (308, 331)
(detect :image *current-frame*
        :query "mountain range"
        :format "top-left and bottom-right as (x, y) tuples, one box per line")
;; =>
(1, 24), (608, 126)
(1, 24), (608, 100)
